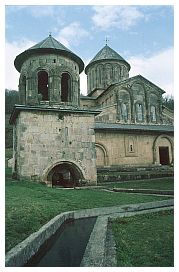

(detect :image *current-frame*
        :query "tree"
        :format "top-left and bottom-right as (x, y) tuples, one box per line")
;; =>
(5, 89), (19, 114)
(162, 95), (174, 111)
(5, 89), (19, 148)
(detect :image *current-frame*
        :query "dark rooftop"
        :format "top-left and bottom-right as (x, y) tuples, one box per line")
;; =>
(95, 122), (174, 133)
(85, 45), (130, 73)
(14, 35), (84, 73)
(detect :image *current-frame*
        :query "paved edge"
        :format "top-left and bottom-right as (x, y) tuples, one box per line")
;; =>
(80, 216), (108, 267)
(5, 199), (174, 267)
(74, 199), (174, 219)
(5, 211), (74, 267)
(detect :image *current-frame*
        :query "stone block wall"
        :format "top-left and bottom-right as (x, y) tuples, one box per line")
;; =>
(13, 110), (97, 185)
(19, 53), (80, 107)
(95, 131), (174, 167)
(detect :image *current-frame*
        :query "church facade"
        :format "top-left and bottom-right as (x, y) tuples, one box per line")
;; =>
(10, 35), (174, 186)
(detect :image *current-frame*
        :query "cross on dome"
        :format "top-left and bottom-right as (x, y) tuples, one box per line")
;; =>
(105, 36), (109, 46)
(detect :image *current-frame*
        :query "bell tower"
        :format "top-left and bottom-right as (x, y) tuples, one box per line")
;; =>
(10, 35), (100, 186)
(15, 34), (83, 108)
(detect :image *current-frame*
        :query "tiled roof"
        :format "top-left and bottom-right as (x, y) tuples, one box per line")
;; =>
(29, 35), (72, 52)
(14, 35), (84, 73)
(85, 45), (130, 72)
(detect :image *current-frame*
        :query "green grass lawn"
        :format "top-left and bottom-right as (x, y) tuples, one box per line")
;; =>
(110, 210), (174, 267)
(102, 177), (174, 191)
(5, 178), (172, 253)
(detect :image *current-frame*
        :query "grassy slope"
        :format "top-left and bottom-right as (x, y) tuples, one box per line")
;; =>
(5, 180), (172, 252)
(111, 210), (174, 267)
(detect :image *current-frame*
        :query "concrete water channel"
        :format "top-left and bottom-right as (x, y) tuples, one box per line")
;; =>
(5, 199), (174, 267)
(25, 217), (97, 267)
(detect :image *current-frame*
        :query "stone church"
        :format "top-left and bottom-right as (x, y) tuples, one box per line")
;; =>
(10, 35), (174, 187)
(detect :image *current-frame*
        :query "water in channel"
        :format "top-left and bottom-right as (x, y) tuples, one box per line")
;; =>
(25, 217), (97, 267)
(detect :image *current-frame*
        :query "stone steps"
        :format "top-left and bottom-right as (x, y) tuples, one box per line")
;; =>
(97, 165), (174, 183)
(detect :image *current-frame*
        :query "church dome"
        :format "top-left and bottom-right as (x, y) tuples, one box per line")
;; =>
(85, 45), (130, 73)
(85, 44), (130, 94)
(14, 34), (84, 73)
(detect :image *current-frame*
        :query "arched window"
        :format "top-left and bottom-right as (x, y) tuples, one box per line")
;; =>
(136, 103), (143, 121)
(121, 103), (128, 122)
(38, 71), (49, 101)
(151, 105), (156, 122)
(61, 73), (71, 102)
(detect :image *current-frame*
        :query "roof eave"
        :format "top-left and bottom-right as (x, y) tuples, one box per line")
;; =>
(9, 105), (101, 124)
(94, 123), (174, 133)
(14, 48), (84, 73)
(85, 59), (131, 74)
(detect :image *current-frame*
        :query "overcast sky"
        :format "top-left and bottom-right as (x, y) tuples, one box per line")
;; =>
(5, 4), (174, 96)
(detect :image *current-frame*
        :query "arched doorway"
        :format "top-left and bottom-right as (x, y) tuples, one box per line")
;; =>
(38, 71), (49, 100)
(46, 161), (84, 187)
(153, 135), (173, 165)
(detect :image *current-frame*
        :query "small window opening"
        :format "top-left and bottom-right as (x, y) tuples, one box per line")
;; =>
(129, 138), (135, 153)
(130, 144), (133, 152)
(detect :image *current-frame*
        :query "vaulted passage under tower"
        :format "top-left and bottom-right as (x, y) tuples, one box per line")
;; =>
(47, 162), (84, 187)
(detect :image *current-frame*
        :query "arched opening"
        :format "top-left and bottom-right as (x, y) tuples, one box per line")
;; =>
(47, 162), (84, 187)
(61, 73), (71, 102)
(38, 71), (49, 101)
(153, 135), (173, 165)
(117, 89), (131, 122)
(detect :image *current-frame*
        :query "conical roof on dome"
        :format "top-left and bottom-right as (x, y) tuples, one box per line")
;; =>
(14, 35), (84, 73)
(85, 45), (130, 73)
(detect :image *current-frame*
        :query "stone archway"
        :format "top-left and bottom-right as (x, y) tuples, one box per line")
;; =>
(153, 135), (174, 165)
(44, 161), (85, 187)
(95, 143), (108, 167)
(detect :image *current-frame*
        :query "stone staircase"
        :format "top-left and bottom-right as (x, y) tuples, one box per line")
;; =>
(97, 165), (174, 183)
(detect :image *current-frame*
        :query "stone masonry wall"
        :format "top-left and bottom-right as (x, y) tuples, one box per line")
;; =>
(95, 131), (174, 167)
(19, 53), (80, 107)
(13, 110), (97, 184)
